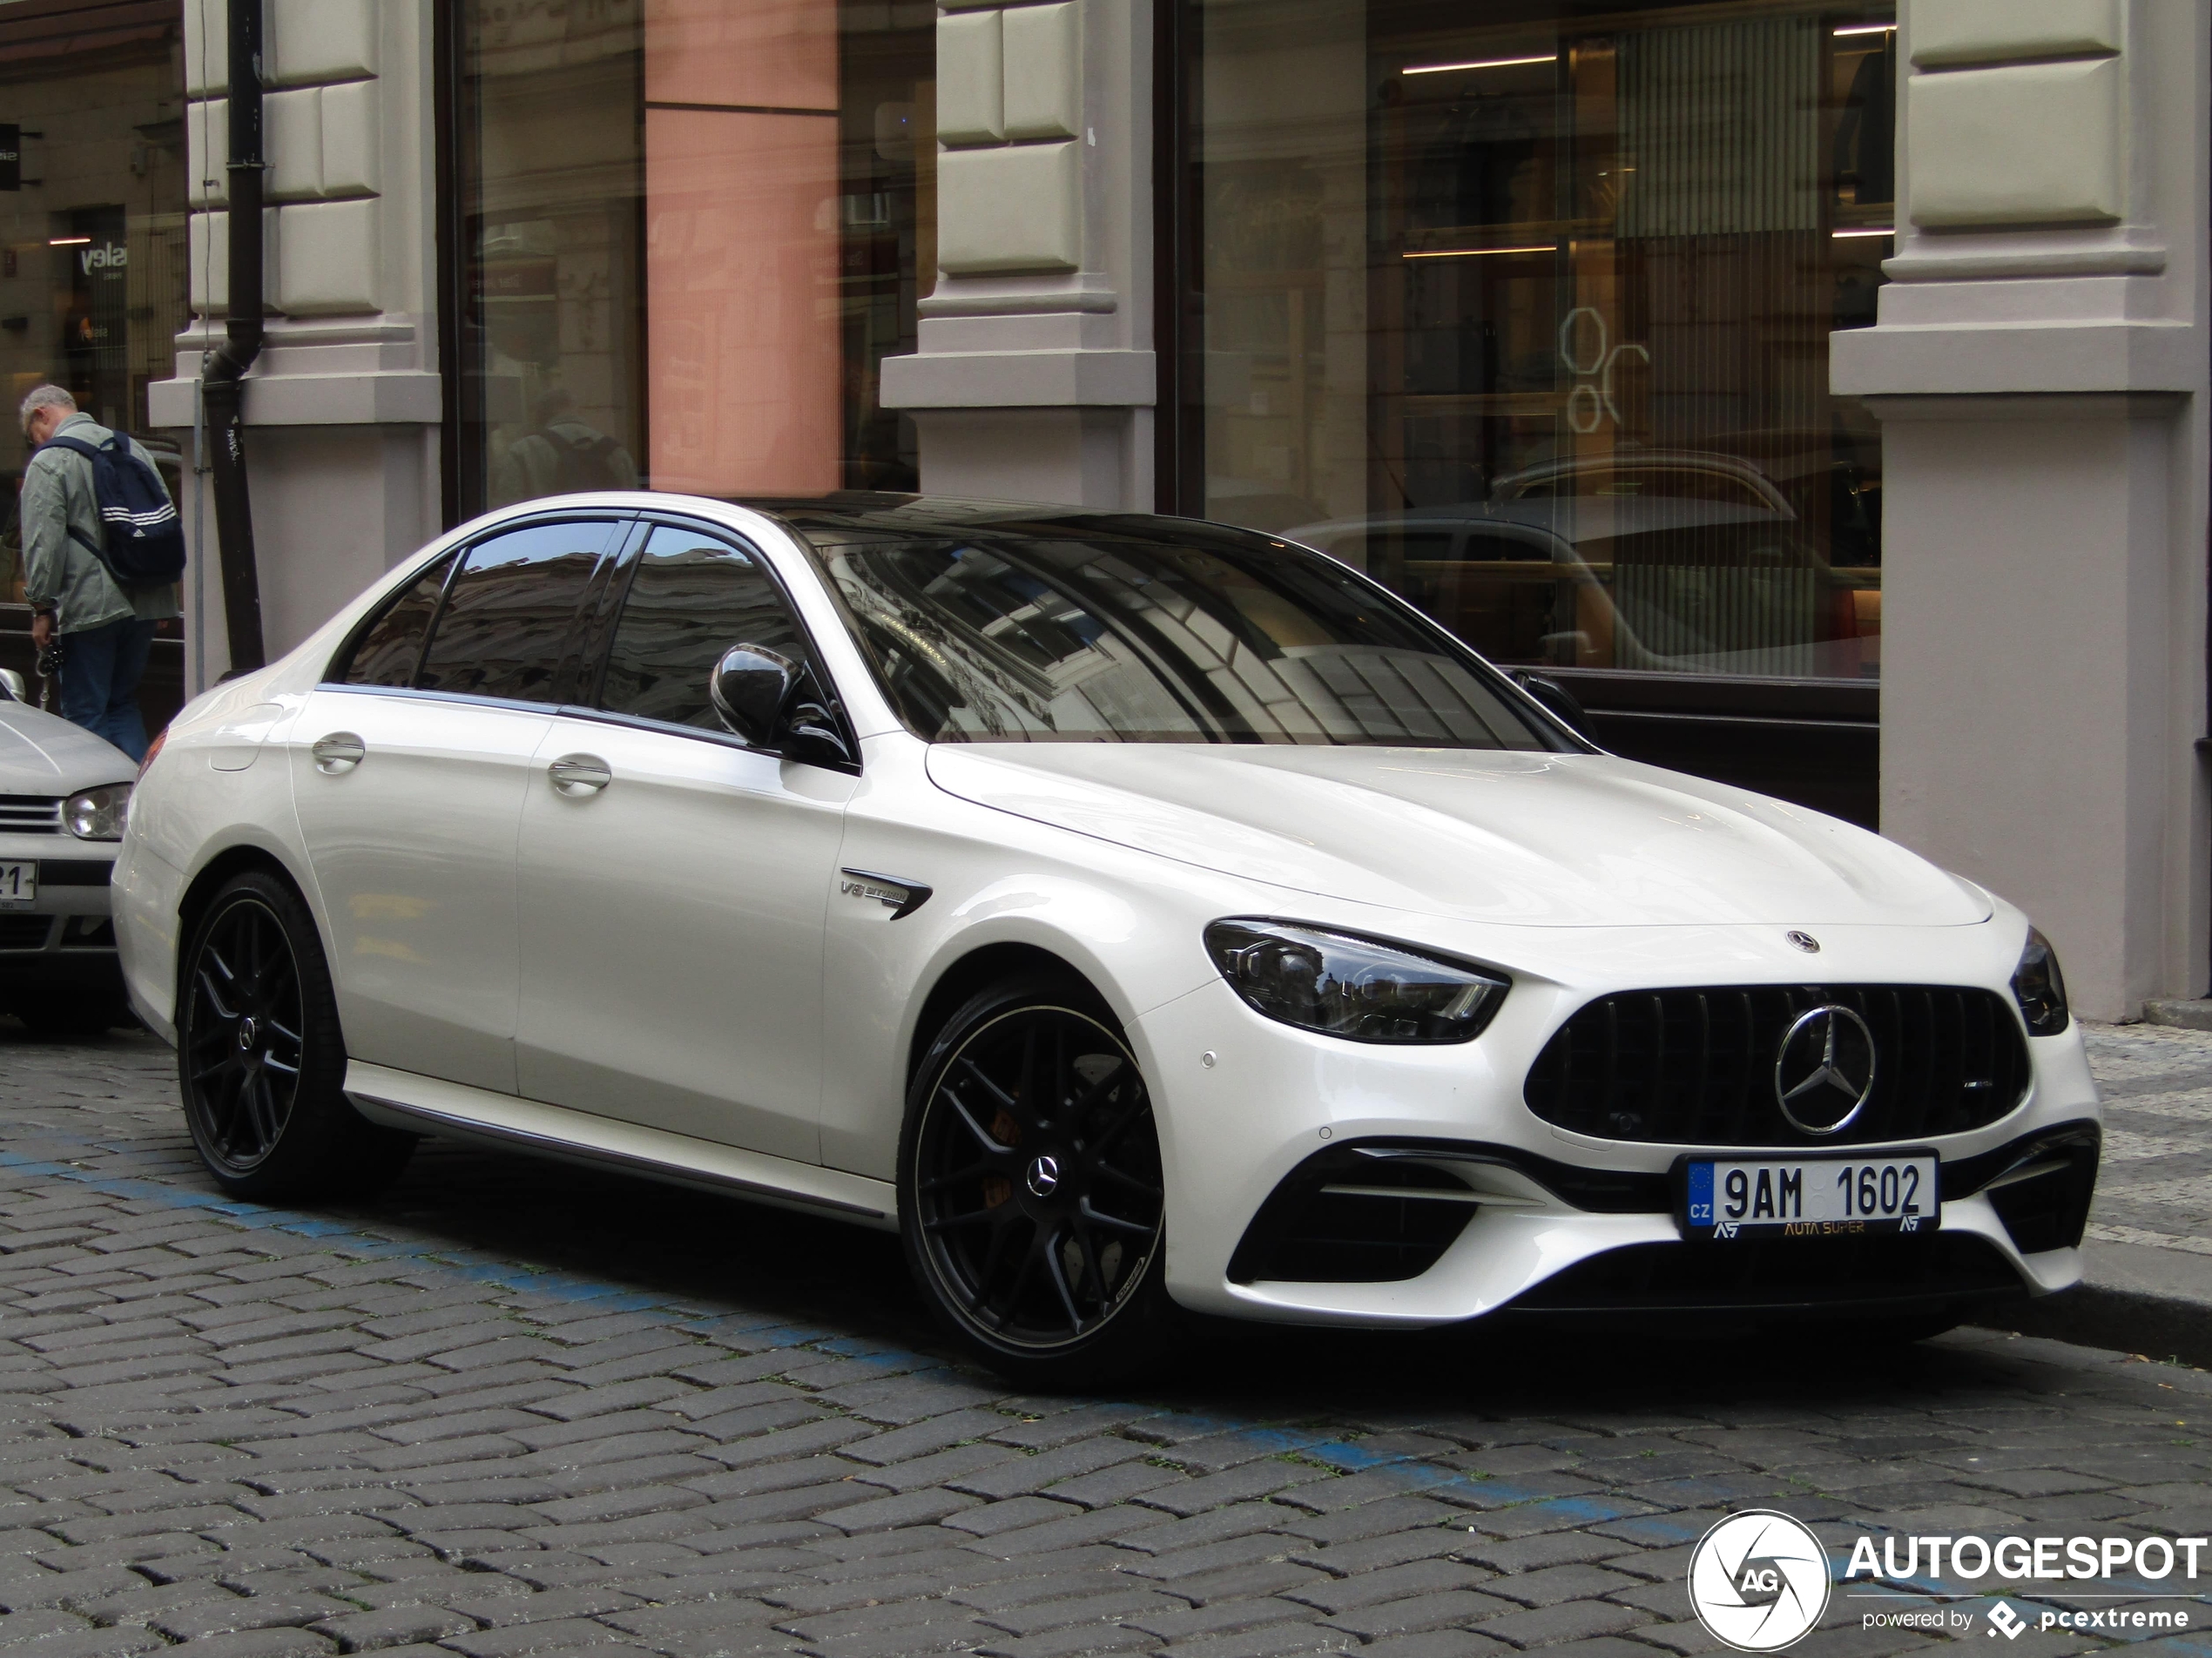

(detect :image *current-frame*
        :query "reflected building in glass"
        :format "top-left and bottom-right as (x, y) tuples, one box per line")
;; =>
(1177, 1), (1893, 691)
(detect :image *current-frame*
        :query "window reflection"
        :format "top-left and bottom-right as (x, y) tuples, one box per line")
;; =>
(821, 529), (1559, 750)
(598, 527), (806, 731)
(452, 1), (933, 516)
(416, 522), (617, 704)
(1189, 3), (1894, 683)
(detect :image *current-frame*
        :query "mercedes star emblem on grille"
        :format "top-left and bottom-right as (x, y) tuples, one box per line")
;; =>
(1772, 1004), (1877, 1135)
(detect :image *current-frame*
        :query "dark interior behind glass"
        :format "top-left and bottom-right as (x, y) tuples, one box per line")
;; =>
(816, 525), (1567, 750)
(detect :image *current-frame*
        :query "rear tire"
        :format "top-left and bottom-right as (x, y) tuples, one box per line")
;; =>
(177, 870), (415, 1201)
(899, 976), (1179, 1388)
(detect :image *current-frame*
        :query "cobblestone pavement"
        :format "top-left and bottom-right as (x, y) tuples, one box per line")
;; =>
(0, 1024), (2208, 1658)
(2080, 1024), (2212, 1256)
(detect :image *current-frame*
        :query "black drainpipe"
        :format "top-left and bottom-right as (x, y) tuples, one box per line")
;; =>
(199, 0), (266, 675)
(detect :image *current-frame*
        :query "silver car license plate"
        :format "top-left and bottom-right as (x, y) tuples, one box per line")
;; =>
(0, 861), (32, 910)
(1683, 1153), (1938, 1240)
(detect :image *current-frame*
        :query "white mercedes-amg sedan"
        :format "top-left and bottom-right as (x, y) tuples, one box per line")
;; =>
(113, 495), (2100, 1382)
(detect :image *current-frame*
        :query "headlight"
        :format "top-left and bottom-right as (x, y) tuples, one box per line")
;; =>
(1204, 918), (1507, 1043)
(2011, 925), (2069, 1036)
(64, 784), (131, 841)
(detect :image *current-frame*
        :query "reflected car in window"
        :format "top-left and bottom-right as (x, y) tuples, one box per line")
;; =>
(1292, 447), (1882, 681)
(113, 495), (2095, 1384)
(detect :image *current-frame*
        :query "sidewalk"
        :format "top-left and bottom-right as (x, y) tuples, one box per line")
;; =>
(2001, 1020), (2212, 1362)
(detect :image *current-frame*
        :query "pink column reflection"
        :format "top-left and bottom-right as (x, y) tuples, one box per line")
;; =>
(644, 0), (840, 495)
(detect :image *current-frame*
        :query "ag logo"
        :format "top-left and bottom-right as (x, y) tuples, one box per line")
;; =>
(1688, 1510), (1831, 1652)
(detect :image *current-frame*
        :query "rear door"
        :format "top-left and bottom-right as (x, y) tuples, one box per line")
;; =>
(288, 517), (625, 1093)
(513, 519), (854, 1161)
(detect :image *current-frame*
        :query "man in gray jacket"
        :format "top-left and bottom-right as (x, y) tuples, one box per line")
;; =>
(19, 386), (178, 760)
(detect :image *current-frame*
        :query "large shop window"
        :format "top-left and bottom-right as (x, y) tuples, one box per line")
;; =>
(1176, 1), (1895, 686)
(448, 0), (934, 516)
(0, 0), (191, 609)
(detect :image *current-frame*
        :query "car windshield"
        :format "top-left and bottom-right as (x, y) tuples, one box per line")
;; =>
(808, 523), (1566, 749)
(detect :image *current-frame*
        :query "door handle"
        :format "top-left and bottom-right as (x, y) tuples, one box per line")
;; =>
(548, 753), (612, 796)
(311, 732), (365, 774)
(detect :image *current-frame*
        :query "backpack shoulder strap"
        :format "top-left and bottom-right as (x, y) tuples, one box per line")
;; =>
(33, 435), (100, 463)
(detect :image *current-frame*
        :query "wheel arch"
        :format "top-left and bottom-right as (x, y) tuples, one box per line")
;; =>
(904, 940), (1104, 1091)
(175, 840), (321, 1001)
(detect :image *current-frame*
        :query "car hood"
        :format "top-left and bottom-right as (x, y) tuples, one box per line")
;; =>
(925, 744), (1991, 929)
(0, 701), (134, 793)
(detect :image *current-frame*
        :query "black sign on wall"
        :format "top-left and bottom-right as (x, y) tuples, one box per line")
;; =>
(0, 124), (18, 192)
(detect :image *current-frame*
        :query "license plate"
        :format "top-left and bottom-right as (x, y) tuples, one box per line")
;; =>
(1683, 1153), (1939, 1240)
(0, 862), (31, 910)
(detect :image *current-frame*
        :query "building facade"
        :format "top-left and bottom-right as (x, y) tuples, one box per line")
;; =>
(34, 0), (2202, 1021)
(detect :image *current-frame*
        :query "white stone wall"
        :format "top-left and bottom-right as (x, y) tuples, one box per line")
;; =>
(156, 0), (442, 684)
(1834, 0), (2212, 1017)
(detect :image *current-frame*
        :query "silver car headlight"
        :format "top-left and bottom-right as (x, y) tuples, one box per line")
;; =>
(1204, 918), (1507, 1044)
(64, 783), (131, 841)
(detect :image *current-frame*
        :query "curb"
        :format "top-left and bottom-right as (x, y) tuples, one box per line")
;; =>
(1972, 1237), (2212, 1369)
(2142, 998), (2212, 1033)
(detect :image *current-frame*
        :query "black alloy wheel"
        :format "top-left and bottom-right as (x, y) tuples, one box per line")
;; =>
(179, 870), (414, 1200)
(184, 893), (304, 1169)
(900, 981), (1176, 1384)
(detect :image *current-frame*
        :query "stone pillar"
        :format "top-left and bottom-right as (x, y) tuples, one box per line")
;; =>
(1832, 0), (2210, 1019)
(154, 0), (442, 684)
(880, 0), (1154, 508)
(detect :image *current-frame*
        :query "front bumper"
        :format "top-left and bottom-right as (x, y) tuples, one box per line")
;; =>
(1134, 963), (2101, 1328)
(0, 836), (119, 991)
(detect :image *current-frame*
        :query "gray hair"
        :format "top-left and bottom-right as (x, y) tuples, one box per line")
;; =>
(18, 384), (75, 436)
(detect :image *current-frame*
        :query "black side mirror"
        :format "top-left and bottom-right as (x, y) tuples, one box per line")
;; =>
(710, 644), (798, 747)
(1508, 671), (1591, 738)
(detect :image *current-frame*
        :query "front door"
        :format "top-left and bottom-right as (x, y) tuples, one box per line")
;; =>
(514, 521), (854, 1161)
(289, 517), (622, 1094)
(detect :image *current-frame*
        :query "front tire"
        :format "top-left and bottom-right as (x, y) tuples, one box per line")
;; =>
(178, 871), (415, 1201)
(900, 978), (1177, 1386)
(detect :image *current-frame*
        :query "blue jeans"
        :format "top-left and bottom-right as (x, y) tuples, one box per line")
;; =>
(58, 617), (158, 761)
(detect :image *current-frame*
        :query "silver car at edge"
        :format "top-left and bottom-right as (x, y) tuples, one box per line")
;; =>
(0, 669), (136, 1035)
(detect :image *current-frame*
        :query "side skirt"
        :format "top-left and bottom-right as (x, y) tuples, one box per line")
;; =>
(344, 1062), (900, 1230)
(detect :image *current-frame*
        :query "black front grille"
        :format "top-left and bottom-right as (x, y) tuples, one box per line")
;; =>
(0, 915), (54, 951)
(1507, 1232), (2021, 1315)
(1524, 984), (2032, 1147)
(0, 795), (61, 833)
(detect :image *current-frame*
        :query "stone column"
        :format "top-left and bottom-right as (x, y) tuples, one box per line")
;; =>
(154, 0), (441, 679)
(1831, 0), (2210, 1018)
(880, 0), (1154, 508)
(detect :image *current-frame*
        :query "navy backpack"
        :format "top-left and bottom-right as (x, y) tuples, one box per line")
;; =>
(36, 431), (187, 588)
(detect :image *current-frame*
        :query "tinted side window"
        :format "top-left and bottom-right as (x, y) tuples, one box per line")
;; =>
(597, 525), (806, 731)
(336, 552), (455, 686)
(415, 521), (617, 702)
